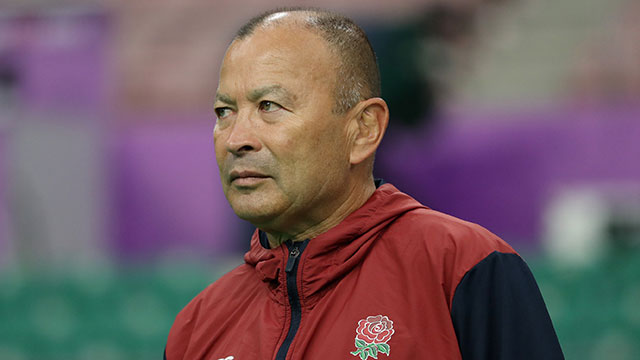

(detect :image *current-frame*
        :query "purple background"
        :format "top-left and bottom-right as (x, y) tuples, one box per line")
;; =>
(0, 12), (111, 112)
(109, 116), (242, 258)
(379, 105), (640, 246)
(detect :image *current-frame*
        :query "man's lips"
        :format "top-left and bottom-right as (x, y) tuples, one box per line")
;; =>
(229, 170), (270, 185)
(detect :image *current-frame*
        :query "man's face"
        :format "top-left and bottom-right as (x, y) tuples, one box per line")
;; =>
(213, 23), (353, 234)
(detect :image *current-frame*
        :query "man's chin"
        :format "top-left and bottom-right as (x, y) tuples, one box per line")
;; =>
(227, 194), (280, 223)
(233, 208), (279, 228)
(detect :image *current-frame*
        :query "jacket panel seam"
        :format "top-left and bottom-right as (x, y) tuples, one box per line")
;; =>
(448, 250), (517, 310)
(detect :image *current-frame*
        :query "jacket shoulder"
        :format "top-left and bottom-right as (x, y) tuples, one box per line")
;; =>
(383, 208), (517, 304)
(394, 208), (514, 252)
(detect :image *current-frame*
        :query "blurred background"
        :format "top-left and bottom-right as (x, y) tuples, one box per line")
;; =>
(0, 0), (639, 358)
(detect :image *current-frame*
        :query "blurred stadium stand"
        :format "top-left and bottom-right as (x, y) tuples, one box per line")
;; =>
(1, 0), (639, 359)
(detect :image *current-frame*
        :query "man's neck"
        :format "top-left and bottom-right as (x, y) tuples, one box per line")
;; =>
(264, 179), (377, 248)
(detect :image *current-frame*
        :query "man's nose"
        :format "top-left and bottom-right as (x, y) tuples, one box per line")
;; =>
(224, 111), (262, 156)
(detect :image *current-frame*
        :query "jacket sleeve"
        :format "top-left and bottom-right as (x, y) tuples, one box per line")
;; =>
(450, 251), (564, 359)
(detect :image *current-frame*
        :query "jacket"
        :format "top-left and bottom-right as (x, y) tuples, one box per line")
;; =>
(166, 183), (564, 359)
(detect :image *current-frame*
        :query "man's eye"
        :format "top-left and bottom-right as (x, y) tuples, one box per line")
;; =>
(259, 101), (282, 113)
(215, 107), (233, 119)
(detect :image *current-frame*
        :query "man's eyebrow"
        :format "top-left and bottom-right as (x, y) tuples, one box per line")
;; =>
(215, 93), (236, 107)
(247, 85), (295, 103)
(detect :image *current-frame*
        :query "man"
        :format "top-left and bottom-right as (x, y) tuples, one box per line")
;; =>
(166, 8), (564, 360)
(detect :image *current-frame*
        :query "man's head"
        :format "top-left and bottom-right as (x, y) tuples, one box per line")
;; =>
(213, 8), (389, 243)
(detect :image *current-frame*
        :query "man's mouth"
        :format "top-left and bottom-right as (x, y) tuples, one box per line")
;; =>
(229, 170), (270, 186)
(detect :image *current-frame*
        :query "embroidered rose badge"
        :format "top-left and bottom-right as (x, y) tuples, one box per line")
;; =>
(350, 315), (394, 359)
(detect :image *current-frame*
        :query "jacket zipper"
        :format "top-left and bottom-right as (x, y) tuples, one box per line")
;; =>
(275, 240), (308, 360)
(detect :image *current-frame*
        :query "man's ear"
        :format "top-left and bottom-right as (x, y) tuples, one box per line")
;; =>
(348, 97), (389, 165)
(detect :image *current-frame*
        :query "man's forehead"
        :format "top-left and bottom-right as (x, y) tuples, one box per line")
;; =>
(226, 17), (324, 59)
(215, 84), (297, 103)
(222, 34), (308, 74)
(222, 32), (333, 72)
(217, 19), (338, 105)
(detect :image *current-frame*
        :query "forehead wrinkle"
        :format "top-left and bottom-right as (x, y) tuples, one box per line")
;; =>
(248, 85), (297, 104)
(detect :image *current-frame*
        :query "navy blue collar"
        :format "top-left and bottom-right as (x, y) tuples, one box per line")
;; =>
(258, 230), (270, 249)
(374, 178), (386, 188)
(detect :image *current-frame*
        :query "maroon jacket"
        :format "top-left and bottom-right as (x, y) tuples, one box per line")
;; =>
(166, 183), (563, 359)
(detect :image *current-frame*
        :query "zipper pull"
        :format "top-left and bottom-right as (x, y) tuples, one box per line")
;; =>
(285, 244), (301, 273)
